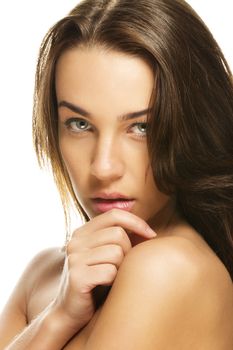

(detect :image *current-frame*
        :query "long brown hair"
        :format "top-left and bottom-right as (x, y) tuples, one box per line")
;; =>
(33, 0), (233, 279)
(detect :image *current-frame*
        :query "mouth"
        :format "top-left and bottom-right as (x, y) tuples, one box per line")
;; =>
(90, 193), (135, 213)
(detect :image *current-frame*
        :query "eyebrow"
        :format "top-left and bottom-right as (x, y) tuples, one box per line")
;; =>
(58, 100), (151, 121)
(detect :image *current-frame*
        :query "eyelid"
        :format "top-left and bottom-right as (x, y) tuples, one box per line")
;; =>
(64, 116), (89, 125)
(62, 116), (148, 136)
(130, 119), (147, 126)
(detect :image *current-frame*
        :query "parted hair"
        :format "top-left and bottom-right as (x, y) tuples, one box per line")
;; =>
(33, 0), (233, 279)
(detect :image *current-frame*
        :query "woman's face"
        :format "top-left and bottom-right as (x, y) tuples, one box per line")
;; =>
(56, 46), (173, 234)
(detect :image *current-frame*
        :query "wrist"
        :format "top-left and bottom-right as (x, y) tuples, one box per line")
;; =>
(44, 303), (82, 340)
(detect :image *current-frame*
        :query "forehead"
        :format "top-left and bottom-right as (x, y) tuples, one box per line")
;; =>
(55, 46), (154, 115)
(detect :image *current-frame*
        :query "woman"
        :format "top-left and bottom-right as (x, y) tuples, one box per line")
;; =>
(0, 0), (232, 348)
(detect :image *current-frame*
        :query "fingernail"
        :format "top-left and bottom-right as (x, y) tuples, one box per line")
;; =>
(146, 227), (157, 237)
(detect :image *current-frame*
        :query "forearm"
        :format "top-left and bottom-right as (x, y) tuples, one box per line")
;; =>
(4, 303), (80, 350)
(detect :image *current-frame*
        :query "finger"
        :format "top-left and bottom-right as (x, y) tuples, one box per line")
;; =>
(85, 245), (124, 268)
(81, 264), (118, 293)
(70, 226), (131, 255)
(74, 209), (157, 239)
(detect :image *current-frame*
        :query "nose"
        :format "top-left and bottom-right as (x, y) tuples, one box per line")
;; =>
(90, 135), (124, 181)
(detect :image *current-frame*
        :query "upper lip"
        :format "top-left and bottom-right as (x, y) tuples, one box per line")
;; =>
(91, 192), (133, 200)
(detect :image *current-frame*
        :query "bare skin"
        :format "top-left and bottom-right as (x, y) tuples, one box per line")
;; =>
(0, 47), (232, 349)
(0, 216), (232, 349)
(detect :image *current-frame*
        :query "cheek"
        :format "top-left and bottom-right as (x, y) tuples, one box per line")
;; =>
(144, 165), (169, 203)
(144, 166), (157, 196)
(59, 138), (87, 184)
(130, 143), (150, 178)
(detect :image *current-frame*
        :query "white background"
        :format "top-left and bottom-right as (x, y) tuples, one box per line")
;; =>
(0, 1), (232, 311)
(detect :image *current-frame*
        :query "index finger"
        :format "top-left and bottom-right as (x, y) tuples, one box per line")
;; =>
(78, 209), (157, 238)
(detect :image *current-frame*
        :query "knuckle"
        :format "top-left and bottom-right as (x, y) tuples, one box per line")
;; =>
(112, 245), (124, 261)
(72, 228), (80, 238)
(65, 241), (74, 255)
(113, 226), (125, 240)
(105, 264), (117, 281)
(66, 253), (77, 268)
(66, 235), (84, 255)
(109, 208), (120, 220)
(66, 238), (78, 255)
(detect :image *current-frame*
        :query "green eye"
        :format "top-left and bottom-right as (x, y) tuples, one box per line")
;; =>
(137, 123), (147, 133)
(130, 122), (147, 137)
(65, 118), (91, 132)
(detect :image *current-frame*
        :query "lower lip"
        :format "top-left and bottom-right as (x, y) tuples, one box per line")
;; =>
(91, 199), (135, 213)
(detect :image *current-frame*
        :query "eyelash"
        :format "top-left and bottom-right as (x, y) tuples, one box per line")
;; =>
(64, 118), (148, 138)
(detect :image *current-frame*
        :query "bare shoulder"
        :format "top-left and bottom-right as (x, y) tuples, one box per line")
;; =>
(85, 234), (233, 349)
(126, 235), (233, 314)
(0, 247), (65, 348)
(1, 246), (64, 312)
(2, 246), (64, 309)
(13, 246), (65, 298)
(123, 235), (233, 345)
(129, 234), (232, 288)
(26, 246), (65, 286)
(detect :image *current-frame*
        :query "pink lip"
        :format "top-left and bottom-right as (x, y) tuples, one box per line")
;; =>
(91, 192), (132, 200)
(91, 198), (135, 213)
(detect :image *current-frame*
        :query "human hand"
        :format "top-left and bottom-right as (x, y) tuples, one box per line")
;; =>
(51, 209), (156, 331)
